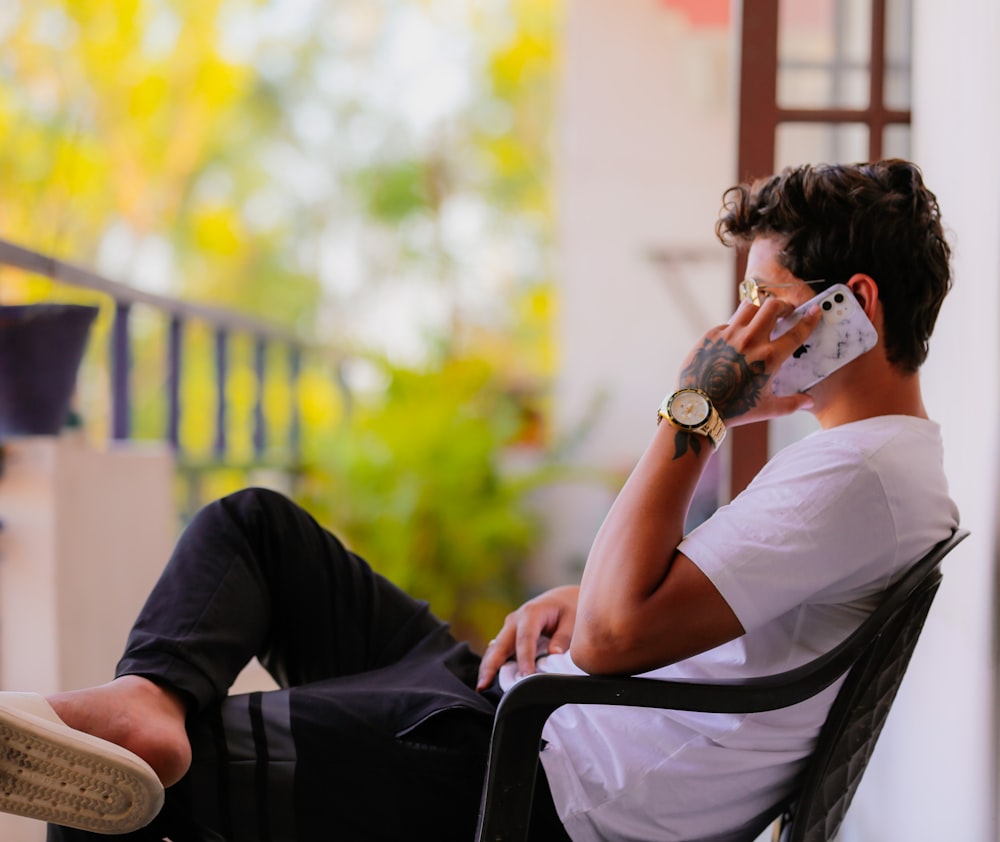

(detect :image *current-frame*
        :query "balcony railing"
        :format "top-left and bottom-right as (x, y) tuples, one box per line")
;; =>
(0, 237), (337, 511)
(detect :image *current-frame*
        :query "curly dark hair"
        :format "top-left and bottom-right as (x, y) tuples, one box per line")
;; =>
(716, 159), (952, 372)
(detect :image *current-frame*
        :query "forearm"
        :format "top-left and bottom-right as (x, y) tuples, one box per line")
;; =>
(574, 422), (713, 662)
(533, 299), (820, 676)
(572, 299), (820, 674)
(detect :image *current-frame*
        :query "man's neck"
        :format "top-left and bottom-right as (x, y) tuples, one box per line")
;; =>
(809, 360), (927, 429)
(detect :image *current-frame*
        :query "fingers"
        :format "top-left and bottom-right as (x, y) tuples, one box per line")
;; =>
(514, 619), (542, 677)
(716, 297), (790, 349)
(735, 298), (821, 368)
(476, 587), (578, 691)
(476, 607), (545, 690)
(476, 620), (516, 690)
(548, 628), (571, 657)
(770, 391), (815, 414)
(782, 303), (822, 346)
(726, 297), (763, 326)
(750, 295), (796, 328)
(728, 295), (794, 327)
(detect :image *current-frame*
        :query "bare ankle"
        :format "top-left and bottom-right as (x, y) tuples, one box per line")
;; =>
(48, 676), (193, 787)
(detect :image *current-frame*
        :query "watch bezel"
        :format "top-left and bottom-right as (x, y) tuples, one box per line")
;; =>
(656, 388), (727, 450)
(665, 388), (711, 430)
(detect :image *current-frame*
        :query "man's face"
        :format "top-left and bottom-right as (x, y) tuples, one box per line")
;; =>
(742, 236), (820, 309)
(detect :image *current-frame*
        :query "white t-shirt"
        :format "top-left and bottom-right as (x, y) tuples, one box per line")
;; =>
(509, 416), (959, 842)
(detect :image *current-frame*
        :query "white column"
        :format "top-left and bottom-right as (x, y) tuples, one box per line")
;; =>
(0, 436), (177, 842)
(841, 1), (1000, 839)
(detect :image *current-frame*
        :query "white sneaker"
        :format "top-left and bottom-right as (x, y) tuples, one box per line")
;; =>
(0, 691), (164, 834)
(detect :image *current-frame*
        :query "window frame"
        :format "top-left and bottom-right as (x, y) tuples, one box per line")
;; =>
(729, 0), (910, 495)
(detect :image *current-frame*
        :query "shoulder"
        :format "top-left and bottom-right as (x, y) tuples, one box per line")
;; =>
(770, 414), (942, 461)
(679, 416), (954, 630)
(755, 415), (945, 496)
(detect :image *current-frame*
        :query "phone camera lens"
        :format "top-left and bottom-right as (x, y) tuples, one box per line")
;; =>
(822, 300), (833, 310)
(833, 293), (845, 303)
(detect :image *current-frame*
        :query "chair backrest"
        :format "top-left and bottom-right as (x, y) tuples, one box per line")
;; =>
(775, 528), (969, 842)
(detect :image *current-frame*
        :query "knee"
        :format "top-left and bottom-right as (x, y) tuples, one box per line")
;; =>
(214, 487), (302, 530)
(224, 486), (293, 510)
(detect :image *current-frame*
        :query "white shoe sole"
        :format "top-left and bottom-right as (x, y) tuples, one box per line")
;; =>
(0, 692), (164, 834)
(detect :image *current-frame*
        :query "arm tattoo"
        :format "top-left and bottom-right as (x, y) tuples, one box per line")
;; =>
(674, 430), (703, 460)
(679, 337), (769, 420)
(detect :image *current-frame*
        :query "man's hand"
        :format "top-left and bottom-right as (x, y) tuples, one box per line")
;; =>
(476, 585), (579, 691)
(677, 297), (822, 426)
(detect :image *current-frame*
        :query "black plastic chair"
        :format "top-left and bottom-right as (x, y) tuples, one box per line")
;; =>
(475, 528), (969, 842)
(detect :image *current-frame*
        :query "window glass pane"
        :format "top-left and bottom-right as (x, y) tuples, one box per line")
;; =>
(884, 0), (912, 109)
(883, 124), (911, 159)
(777, 0), (872, 109)
(775, 122), (870, 168)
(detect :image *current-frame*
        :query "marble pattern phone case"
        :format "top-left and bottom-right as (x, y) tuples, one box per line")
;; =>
(770, 284), (878, 396)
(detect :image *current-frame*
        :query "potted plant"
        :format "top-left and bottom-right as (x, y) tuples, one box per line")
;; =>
(0, 303), (99, 437)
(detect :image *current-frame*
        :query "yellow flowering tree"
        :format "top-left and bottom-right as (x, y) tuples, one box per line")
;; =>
(0, 0), (563, 640)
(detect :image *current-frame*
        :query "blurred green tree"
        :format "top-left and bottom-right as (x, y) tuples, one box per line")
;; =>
(0, 0), (562, 641)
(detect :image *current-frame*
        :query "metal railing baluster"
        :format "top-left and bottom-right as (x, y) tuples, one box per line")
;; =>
(253, 336), (267, 459)
(213, 328), (228, 460)
(167, 315), (183, 451)
(289, 346), (302, 464)
(111, 301), (131, 441)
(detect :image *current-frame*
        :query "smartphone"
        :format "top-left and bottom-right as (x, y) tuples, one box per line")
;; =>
(769, 284), (878, 396)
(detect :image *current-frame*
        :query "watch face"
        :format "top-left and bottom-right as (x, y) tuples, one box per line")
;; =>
(670, 390), (710, 427)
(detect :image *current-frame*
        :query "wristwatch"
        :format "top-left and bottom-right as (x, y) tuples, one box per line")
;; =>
(657, 388), (727, 450)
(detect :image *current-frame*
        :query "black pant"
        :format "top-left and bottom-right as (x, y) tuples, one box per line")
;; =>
(46, 488), (568, 842)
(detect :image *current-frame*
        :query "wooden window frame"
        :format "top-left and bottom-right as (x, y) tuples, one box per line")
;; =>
(730, 0), (910, 495)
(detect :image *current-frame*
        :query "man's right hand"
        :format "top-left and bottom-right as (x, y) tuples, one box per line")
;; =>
(476, 585), (579, 691)
(676, 297), (821, 427)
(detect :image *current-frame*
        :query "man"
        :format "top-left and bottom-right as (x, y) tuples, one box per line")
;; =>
(0, 159), (958, 842)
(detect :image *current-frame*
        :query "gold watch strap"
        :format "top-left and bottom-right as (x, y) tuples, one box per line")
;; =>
(699, 411), (727, 450)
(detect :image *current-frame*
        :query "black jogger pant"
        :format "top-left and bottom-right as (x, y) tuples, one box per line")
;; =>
(43, 488), (566, 842)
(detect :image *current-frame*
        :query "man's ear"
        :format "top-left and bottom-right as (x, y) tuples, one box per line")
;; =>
(846, 274), (879, 322)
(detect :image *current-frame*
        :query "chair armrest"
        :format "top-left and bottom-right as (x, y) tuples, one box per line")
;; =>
(475, 670), (844, 842)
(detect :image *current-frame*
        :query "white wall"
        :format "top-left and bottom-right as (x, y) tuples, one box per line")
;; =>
(541, 0), (735, 587)
(841, 1), (1000, 839)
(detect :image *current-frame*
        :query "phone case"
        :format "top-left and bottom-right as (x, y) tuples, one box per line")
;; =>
(769, 284), (878, 396)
